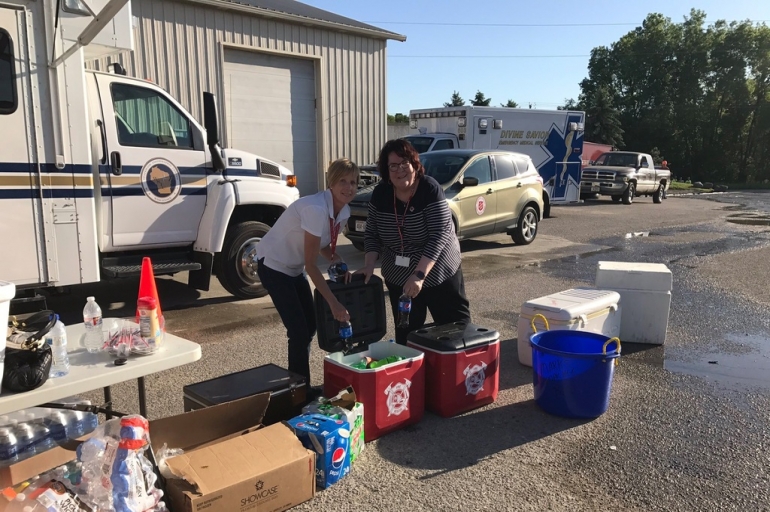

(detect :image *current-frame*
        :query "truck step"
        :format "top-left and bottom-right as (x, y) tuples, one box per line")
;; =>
(101, 256), (201, 278)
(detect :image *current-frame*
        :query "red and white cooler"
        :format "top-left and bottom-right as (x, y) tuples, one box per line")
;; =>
(406, 322), (500, 418)
(324, 342), (425, 441)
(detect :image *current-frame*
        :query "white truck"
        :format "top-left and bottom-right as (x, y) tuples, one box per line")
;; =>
(1, 0), (299, 303)
(407, 106), (586, 217)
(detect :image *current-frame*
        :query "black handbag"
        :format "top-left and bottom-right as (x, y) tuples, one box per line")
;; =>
(4, 310), (56, 392)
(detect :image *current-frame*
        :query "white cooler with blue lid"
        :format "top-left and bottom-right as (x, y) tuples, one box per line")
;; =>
(518, 287), (622, 367)
(0, 281), (17, 392)
(595, 261), (672, 345)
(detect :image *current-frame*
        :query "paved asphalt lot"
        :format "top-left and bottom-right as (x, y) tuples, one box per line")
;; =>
(47, 191), (770, 512)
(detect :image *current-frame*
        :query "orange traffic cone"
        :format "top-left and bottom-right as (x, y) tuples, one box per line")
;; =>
(136, 257), (163, 321)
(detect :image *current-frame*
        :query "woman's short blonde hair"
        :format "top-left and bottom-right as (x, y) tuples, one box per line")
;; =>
(327, 158), (360, 187)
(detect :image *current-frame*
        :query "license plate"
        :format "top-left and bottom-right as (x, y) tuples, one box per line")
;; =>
(590, 183), (600, 192)
(355, 220), (367, 232)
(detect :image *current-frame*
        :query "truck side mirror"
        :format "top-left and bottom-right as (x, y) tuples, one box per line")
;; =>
(203, 92), (226, 172)
(203, 92), (220, 146)
(462, 176), (479, 187)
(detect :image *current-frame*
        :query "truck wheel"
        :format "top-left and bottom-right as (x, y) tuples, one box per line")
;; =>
(653, 185), (663, 204)
(352, 240), (365, 252)
(511, 206), (538, 245)
(217, 221), (271, 299)
(542, 193), (551, 218)
(611, 195), (622, 203)
(622, 183), (635, 205)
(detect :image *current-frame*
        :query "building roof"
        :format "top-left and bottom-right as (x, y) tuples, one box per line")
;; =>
(190, 0), (406, 41)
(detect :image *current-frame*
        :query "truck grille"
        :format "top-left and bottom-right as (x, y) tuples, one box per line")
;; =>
(582, 170), (616, 180)
(259, 160), (281, 179)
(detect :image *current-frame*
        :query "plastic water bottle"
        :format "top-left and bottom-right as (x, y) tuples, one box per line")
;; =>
(41, 409), (69, 443)
(0, 427), (19, 467)
(25, 413), (55, 455)
(398, 294), (412, 328)
(339, 321), (353, 347)
(11, 421), (36, 461)
(80, 401), (99, 435)
(46, 315), (70, 378)
(83, 296), (104, 353)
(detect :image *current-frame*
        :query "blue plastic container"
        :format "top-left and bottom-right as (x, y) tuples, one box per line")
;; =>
(530, 328), (621, 419)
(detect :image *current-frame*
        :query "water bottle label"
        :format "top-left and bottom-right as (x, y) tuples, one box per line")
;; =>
(339, 326), (353, 339)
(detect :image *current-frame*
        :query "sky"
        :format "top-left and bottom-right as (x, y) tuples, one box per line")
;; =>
(300, 0), (770, 115)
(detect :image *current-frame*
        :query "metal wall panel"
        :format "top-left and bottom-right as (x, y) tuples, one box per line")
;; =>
(86, 0), (388, 190)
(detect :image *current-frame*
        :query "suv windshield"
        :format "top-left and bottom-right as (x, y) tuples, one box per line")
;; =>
(420, 153), (472, 185)
(593, 153), (638, 167)
(403, 136), (434, 153)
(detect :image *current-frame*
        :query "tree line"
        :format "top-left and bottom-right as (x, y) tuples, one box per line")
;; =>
(570, 9), (770, 183)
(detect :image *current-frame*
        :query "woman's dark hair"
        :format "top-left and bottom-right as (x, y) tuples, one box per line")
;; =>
(376, 139), (425, 186)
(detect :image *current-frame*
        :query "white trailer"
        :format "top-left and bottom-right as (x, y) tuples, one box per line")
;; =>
(0, 0), (299, 302)
(407, 106), (586, 215)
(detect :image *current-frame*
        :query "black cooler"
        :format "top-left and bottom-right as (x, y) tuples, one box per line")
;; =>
(182, 363), (307, 425)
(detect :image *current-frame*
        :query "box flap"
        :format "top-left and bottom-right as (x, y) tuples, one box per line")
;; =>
(150, 393), (270, 452)
(314, 274), (387, 353)
(165, 423), (310, 495)
(406, 322), (500, 352)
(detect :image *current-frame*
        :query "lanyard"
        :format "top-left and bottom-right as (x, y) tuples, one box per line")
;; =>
(329, 217), (341, 261)
(393, 187), (415, 254)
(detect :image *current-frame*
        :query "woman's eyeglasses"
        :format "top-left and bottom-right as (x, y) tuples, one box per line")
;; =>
(388, 161), (411, 172)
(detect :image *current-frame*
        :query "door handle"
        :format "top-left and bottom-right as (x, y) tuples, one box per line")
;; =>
(110, 151), (122, 176)
(96, 119), (108, 164)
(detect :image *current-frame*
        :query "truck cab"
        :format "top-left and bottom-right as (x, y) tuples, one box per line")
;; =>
(402, 132), (460, 153)
(0, 0), (299, 302)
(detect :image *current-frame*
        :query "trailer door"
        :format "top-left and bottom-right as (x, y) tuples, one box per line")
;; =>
(0, 6), (47, 285)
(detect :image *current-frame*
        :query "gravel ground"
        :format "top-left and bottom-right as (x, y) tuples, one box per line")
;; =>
(71, 192), (770, 512)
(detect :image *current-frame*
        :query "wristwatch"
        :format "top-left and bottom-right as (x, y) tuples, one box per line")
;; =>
(413, 270), (426, 280)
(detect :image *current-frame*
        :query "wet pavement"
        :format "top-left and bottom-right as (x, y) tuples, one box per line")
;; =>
(36, 190), (770, 511)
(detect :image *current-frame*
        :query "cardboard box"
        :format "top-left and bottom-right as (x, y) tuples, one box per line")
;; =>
(152, 393), (315, 512)
(302, 386), (365, 463)
(0, 437), (84, 488)
(285, 414), (350, 490)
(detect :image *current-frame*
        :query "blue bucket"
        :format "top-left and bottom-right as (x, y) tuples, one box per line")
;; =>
(529, 314), (621, 419)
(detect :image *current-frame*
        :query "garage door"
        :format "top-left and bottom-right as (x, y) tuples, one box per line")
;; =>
(223, 49), (317, 195)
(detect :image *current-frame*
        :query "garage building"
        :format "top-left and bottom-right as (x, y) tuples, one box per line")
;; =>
(88, 0), (405, 195)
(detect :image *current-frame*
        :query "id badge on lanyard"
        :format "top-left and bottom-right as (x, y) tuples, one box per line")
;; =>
(329, 217), (341, 260)
(394, 190), (413, 267)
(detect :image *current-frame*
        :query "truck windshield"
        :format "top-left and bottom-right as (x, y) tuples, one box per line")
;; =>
(420, 153), (471, 185)
(594, 153), (638, 167)
(403, 136), (434, 153)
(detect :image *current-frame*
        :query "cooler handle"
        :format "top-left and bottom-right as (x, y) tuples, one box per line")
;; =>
(602, 337), (621, 366)
(530, 314), (550, 334)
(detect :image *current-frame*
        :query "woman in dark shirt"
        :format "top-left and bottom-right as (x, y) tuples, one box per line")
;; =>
(356, 139), (471, 344)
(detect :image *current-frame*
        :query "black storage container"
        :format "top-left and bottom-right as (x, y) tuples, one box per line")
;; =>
(182, 364), (307, 425)
(314, 273), (387, 353)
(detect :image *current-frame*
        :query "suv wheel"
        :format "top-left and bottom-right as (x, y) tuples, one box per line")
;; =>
(511, 206), (538, 245)
(352, 240), (365, 252)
